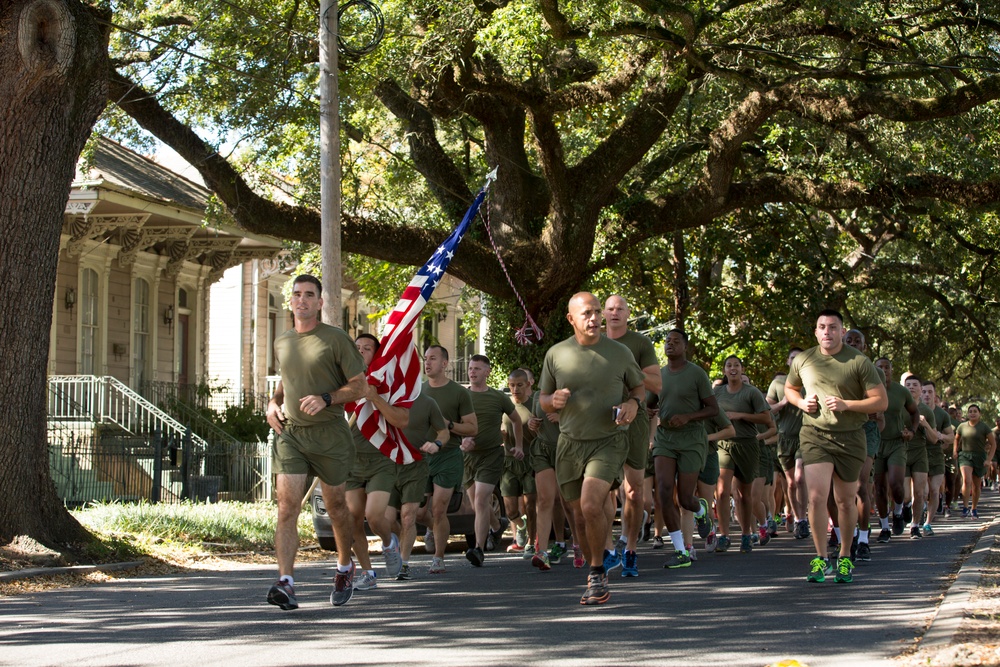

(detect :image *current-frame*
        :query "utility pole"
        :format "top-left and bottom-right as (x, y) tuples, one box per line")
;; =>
(319, 0), (342, 326)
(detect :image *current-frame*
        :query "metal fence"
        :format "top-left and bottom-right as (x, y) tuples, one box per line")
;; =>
(143, 380), (272, 415)
(47, 424), (273, 507)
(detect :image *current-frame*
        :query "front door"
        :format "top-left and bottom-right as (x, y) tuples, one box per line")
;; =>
(178, 313), (190, 386)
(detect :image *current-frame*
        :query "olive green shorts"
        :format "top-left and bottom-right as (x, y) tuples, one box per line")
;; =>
(501, 456), (536, 497)
(426, 447), (464, 492)
(346, 448), (397, 493)
(958, 450), (987, 478)
(759, 445), (776, 485)
(556, 433), (628, 502)
(390, 459), (429, 508)
(777, 434), (801, 472)
(645, 447), (656, 478)
(624, 411), (651, 470)
(927, 445), (946, 478)
(719, 438), (760, 484)
(530, 437), (558, 473)
(799, 425), (865, 483)
(905, 441), (929, 476)
(698, 447), (720, 486)
(874, 437), (906, 474)
(863, 420), (881, 459)
(652, 428), (708, 475)
(463, 446), (504, 488)
(274, 421), (354, 487)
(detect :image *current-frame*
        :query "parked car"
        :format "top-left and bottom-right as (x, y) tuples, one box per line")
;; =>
(311, 483), (506, 551)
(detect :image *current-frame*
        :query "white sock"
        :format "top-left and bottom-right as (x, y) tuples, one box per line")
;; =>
(858, 530), (869, 544)
(366, 569), (376, 577)
(337, 563), (352, 573)
(833, 527), (841, 541)
(880, 516), (890, 530)
(669, 530), (685, 552)
(694, 503), (706, 519)
(279, 575), (294, 586)
(893, 502), (903, 515)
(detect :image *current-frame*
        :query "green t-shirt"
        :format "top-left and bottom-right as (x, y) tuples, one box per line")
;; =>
(910, 401), (936, 449)
(422, 379), (475, 451)
(704, 410), (733, 451)
(766, 376), (803, 437)
(402, 393), (447, 450)
(656, 361), (714, 440)
(882, 382), (916, 441)
(786, 345), (882, 433)
(934, 407), (953, 435)
(957, 420), (991, 455)
(274, 323), (366, 426)
(531, 390), (561, 445)
(609, 330), (658, 373)
(713, 382), (769, 440)
(539, 335), (645, 441)
(469, 387), (516, 452)
(503, 402), (535, 455)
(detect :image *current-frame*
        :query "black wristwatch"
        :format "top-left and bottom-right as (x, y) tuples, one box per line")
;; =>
(631, 396), (643, 408)
(433, 440), (443, 449)
(448, 420), (455, 431)
(321, 393), (332, 407)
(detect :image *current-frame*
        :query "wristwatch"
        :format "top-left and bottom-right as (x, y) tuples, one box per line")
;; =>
(631, 396), (643, 408)
(448, 420), (455, 431)
(321, 393), (332, 407)
(433, 440), (443, 449)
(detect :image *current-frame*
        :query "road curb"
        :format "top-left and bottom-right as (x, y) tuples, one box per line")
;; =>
(920, 514), (1000, 649)
(0, 560), (146, 583)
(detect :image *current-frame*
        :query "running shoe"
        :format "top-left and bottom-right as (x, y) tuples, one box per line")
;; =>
(972, 508), (980, 519)
(705, 530), (718, 552)
(354, 570), (378, 590)
(922, 524), (934, 537)
(641, 515), (653, 542)
(424, 529), (435, 554)
(267, 580), (298, 610)
(962, 506), (970, 518)
(909, 525), (922, 539)
(652, 535), (665, 550)
(687, 545), (698, 561)
(580, 572), (610, 606)
(603, 548), (622, 572)
(892, 513), (905, 535)
(944, 506), (952, 518)
(515, 518), (528, 548)
(428, 556), (446, 574)
(902, 503), (913, 525)
(621, 550), (638, 577)
(716, 535), (731, 552)
(834, 556), (854, 584)
(807, 556), (830, 583)
(507, 543), (525, 554)
(827, 532), (839, 550)
(331, 561), (356, 607)
(793, 520), (808, 540)
(466, 546), (485, 567)
(485, 529), (500, 552)
(549, 543), (567, 564)
(615, 536), (627, 562)
(767, 517), (779, 537)
(523, 543), (536, 559)
(664, 550), (692, 569)
(696, 498), (714, 538)
(740, 534), (753, 553)
(572, 544), (585, 568)
(383, 533), (402, 579)
(876, 528), (891, 543)
(532, 550), (551, 571)
(856, 542), (872, 562)
(396, 564), (412, 581)
(797, 519), (811, 540)
(758, 525), (771, 546)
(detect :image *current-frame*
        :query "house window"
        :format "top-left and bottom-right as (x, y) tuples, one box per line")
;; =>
(79, 268), (99, 375)
(133, 277), (150, 386)
(420, 313), (438, 351)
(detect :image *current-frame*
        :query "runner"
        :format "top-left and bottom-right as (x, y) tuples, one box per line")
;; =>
(902, 375), (938, 539)
(265, 275), (368, 608)
(539, 292), (645, 605)
(766, 350), (808, 540)
(953, 404), (997, 518)
(501, 369), (537, 558)
(785, 310), (887, 584)
(920, 380), (953, 535)
(872, 357), (919, 541)
(651, 329), (719, 569)
(417, 345), (478, 574)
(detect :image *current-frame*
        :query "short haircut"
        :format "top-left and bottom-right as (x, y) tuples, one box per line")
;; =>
(817, 308), (844, 325)
(355, 333), (380, 350)
(508, 368), (529, 382)
(773, 371), (788, 379)
(470, 354), (491, 366)
(425, 344), (449, 361)
(789, 346), (804, 354)
(968, 404), (981, 413)
(666, 328), (688, 343)
(905, 374), (922, 385)
(875, 356), (890, 364)
(293, 274), (322, 293)
(922, 380), (936, 389)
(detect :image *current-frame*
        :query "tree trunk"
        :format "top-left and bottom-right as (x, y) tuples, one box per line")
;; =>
(0, 0), (109, 548)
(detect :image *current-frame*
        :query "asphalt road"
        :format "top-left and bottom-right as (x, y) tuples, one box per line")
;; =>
(2, 492), (997, 667)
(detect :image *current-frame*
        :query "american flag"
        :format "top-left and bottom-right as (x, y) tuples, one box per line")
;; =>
(352, 176), (493, 463)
